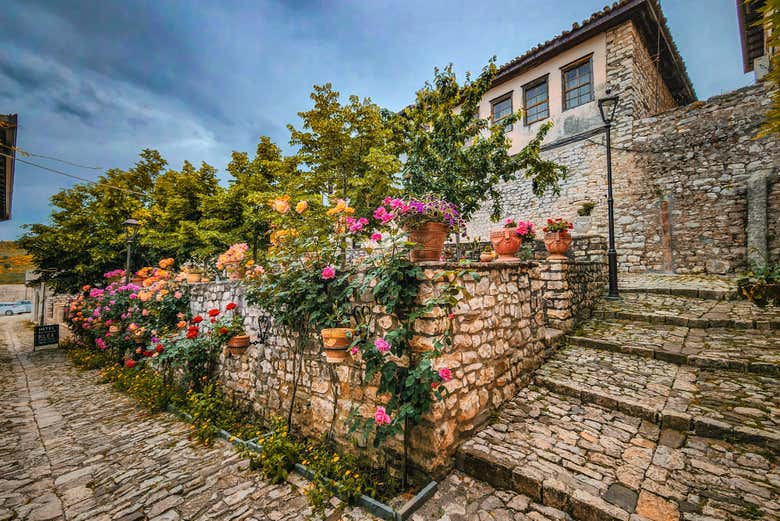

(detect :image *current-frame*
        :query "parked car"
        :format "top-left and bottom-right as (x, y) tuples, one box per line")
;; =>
(16, 300), (32, 313)
(0, 302), (28, 315)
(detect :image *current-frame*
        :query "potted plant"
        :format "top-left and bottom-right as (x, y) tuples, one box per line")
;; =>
(217, 243), (249, 280)
(574, 201), (595, 234)
(490, 219), (535, 262)
(737, 263), (780, 307)
(386, 196), (465, 262)
(211, 303), (250, 356)
(479, 245), (495, 263)
(318, 265), (356, 363)
(543, 218), (574, 259)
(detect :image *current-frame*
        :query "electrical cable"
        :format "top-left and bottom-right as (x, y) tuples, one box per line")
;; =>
(0, 141), (104, 170)
(0, 151), (147, 197)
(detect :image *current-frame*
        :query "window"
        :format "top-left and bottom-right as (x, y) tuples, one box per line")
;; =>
(523, 77), (549, 125)
(491, 92), (513, 132)
(562, 56), (594, 110)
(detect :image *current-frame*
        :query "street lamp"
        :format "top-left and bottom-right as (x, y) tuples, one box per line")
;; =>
(123, 218), (140, 285)
(598, 92), (620, 300)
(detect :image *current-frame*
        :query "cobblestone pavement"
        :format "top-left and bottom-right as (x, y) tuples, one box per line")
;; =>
(594, 292), (780, 329)
(409, 472), (572, 521)
(0, 317), (370, 521)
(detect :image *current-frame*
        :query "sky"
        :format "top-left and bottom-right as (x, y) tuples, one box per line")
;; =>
(0, 0), (754, 241)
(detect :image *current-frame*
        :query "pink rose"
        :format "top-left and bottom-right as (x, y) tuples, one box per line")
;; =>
(374, 406), (391, 426)
(371, 232), (382, 241)
(374, 337), (390, 353)
(350, 346), (359, 355)
(322, 265), (336, 280)
(438, 367), (452, 382)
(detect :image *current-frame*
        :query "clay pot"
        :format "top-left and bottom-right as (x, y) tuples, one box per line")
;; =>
(185, 272), (202, 284)
(479, 252), (494, 263)
(407, 222), (449, 262)
(227, 334), (250, 356)
(544, 231), (573, 260)
(320, 328), (355, 363)
(131, 276), (144, 285)
(489, 228), (522, 262)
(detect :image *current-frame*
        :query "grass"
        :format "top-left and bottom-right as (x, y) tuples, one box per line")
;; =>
(0, 241), (34, 284)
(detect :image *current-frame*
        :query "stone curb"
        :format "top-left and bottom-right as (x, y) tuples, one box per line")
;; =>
(620, 287), (737, 301)
(165, 404), (437, 520)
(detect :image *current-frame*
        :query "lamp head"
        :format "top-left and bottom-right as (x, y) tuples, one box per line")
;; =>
(598, 91), (620, 124)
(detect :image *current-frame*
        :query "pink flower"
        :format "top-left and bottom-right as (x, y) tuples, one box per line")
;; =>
(374, 337), (390, 353)
(373, 206), (388, 220)
(374, 406), (391, 426)
(141, 309), (149, 316)
(371, 232), (382, 241)
(350, 346), (359, 355)
(438, 367), (452, 382)
(322, 265), (336, 280)
(174, 291), (182, 299)
(129, 293), (138, 300)
(96, 338), (106, 350)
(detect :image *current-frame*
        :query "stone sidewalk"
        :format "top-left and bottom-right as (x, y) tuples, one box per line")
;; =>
(0, 316), (370, 521)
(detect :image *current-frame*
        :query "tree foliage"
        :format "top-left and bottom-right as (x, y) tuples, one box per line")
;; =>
(760, 0), (780, 137)
(400, 59), (567, 222)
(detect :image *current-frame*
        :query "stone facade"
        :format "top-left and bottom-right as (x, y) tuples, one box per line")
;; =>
(188, 256), (607, 477)
(467, 18), (778, 275)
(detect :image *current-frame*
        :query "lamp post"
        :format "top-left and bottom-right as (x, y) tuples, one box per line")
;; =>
(123, 218), (140, 285)
(598, 92), (620, 300)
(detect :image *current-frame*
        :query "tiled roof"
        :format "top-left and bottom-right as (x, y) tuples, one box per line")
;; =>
(493, 0), (696, 104)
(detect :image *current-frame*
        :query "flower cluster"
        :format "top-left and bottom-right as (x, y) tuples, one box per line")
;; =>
(515, 220), (535, 241)
(543, 218), (573, 233)
(375, 196), (465, 232)
(217, 243), (249, 271)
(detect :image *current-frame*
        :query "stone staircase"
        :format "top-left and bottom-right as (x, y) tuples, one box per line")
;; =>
(456, 277), (780, 521)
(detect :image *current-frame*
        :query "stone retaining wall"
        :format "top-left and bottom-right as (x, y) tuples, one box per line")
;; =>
(189, 257), (606, 477)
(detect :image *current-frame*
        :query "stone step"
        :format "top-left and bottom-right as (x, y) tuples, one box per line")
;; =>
(568, 319), (780, 375)
(536, 345), (780, 452)
(593, 292), (780, 329)
(619, 273), (738, 301)
(456, 386), (780, 521)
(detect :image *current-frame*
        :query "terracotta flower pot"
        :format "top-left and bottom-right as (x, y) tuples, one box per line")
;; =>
(407, 222), (449, 262)
(479, 252), (494, 263)
(185, 272), (202, 284)
(489, 228), (522, 262)
(227, 334), (250, 356)
(131, 276), (144, 285)
(320, 328), (355, 363)
(544, 231), (573, 260)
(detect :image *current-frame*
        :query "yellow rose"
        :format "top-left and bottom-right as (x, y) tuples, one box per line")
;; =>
(295, 200), (308, 214)
(270, 195), (290, 214)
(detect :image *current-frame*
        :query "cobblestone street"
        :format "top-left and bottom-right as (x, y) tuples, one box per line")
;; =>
(0, 316), (370, 521)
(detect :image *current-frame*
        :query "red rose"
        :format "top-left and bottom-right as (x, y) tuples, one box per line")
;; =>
(143, 350), (153, 357)
(208, 308), (220, 317)
(210, 318), (216, 323)
(186, 330), (198, 339)
(431, 382), (439, 389)
(192, 315), (203, 324)
(219, 327), (228, 335)
(226, 302), (237, 311)
(156, 345), (163, 353)
(125, 359), (135, 369)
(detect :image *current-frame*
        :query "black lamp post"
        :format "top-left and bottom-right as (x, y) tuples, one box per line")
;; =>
(598, 92), (620, 300)
(123, 218), (140, 285)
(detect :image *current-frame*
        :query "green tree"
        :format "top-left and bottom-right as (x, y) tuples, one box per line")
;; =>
(288, 83), (403, 218)
(19, 149), (165, 292)
(140, 160), (220, 263)
(401, 60), (567, 222)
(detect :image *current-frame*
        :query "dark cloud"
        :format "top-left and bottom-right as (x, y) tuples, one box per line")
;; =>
(0, 0), (752, 240)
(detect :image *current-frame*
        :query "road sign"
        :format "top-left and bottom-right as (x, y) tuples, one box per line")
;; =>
(34, 324), (59, 349)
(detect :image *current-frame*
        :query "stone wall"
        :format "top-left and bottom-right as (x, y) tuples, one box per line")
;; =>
(188, 256), (606, 477)
(190, 263), (546, 477)
(538, 259), (608, 332)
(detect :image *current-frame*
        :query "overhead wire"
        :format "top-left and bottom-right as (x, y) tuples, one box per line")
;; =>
(0, 151), (148, 197)
(0, 141), (104, 170)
